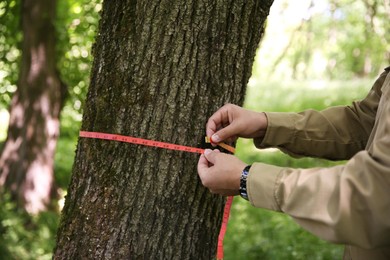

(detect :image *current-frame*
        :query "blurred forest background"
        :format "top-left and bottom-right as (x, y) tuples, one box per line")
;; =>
(0, 0), (389, 259)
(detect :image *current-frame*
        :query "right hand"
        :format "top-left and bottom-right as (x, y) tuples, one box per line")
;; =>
(206, 104), (268, 143)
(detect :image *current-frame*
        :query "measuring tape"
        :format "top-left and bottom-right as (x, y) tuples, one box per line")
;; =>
(217, 196), (233, 260)
(79, 130), (234, 259)
(79, 131), (205, 154)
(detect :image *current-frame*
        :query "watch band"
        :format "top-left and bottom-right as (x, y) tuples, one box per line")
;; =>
(240, 165), (251, 201)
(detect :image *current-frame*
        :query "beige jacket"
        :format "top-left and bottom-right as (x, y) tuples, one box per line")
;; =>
(248, 67), (390, 259)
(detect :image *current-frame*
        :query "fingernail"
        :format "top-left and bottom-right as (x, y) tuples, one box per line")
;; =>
(211, 134), (220, 143)
(204, 149), (212, 155)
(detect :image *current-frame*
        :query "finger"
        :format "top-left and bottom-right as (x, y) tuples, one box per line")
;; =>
(212, 124), (237, 143)
(197, 154), (210, 177)
(206, 105), (231, 138)
(198, 154), (210, 187)
(206, 118), (217, 139)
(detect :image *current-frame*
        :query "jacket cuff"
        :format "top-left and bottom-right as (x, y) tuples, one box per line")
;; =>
(247, 162), (283, 212)
(254, 112), (297, 149)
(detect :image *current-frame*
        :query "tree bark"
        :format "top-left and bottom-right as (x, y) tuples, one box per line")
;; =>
(0, 0), (67, 214)
(54, 0), (273, 258)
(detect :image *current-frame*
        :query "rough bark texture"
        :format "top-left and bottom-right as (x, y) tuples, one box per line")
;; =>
(0, 0), (66, 214)
(55, 0), (273, 259)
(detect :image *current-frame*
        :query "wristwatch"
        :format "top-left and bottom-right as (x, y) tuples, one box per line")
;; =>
(240, 165), (251, 201)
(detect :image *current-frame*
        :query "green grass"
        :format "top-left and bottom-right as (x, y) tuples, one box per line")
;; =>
(244, 78), (370, 112)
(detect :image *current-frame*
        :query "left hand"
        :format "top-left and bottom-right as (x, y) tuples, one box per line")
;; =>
(197, 149), (246, 196)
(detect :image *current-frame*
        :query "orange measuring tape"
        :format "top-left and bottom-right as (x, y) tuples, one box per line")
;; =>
(79, 131), (234, 259)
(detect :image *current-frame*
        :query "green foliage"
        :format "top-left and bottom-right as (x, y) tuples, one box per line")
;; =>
(0, 0), (101, 111)
(319, 1), (389, 78)
(255, 0), (389, 80)
(0, 193), (59, 260)
(56, 0), (102, 115)
(0, 0), (21, 108)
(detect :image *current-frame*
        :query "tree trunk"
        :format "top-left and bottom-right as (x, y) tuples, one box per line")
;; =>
(54, 0), (273, 258)
(0, 0), (67, 214)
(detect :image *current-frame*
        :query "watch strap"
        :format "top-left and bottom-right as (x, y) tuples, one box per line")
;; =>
(240, 165), (251, 200)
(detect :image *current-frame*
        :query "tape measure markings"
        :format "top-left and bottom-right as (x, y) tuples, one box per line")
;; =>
(217, 195), (233, 260)
(79, 131), (205, 154)
(79, 130), (234, 259)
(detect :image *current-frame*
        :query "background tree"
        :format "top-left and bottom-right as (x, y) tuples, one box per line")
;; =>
(54, 0), (273, 258)
(0, 0), (67, 214)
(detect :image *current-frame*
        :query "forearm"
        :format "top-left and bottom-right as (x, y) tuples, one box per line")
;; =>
(247, 150), (390, 249)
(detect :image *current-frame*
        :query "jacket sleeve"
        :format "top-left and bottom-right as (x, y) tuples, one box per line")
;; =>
(247, 69), (390, 249)
(247, 152), (390, 249)
(253, 69), (388, 160)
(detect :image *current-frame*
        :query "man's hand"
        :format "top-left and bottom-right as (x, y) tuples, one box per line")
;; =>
(206, 103), (268, 144)
(197, 149), (246, 196)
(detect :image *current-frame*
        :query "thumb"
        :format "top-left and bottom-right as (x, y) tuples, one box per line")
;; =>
(203, 149), (220, 164)
(211, 126), (236, 143)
